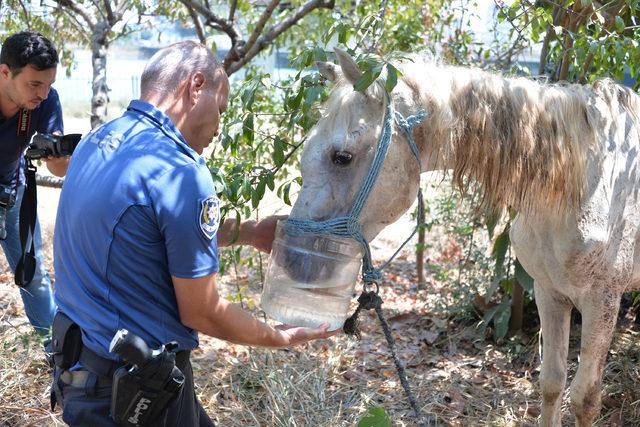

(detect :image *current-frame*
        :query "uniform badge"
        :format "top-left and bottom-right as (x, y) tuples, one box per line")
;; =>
(199, 197), (220, 239)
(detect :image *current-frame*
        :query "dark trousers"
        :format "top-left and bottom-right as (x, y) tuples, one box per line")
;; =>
(52, 358), (215, 427)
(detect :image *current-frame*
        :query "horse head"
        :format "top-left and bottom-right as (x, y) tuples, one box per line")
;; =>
(289, 49), (424, 242)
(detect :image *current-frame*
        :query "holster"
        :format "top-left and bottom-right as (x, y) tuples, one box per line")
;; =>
(111, 350), (185, 426)
(51, 311), (83, 369)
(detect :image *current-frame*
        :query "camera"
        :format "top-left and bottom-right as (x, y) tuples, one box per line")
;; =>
(25, 133), (82, 160)
(0, 184), (16, 240)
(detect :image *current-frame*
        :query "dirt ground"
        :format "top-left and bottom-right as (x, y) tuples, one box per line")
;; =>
(1, 133), (640, 425)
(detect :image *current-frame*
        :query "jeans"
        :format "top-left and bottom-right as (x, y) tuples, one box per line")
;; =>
(0, 184), (56, 335)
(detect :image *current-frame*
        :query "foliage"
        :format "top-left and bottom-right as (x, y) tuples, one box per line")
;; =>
(357, 406), (392, 427)
(0, 1), (78, 70)
(496, 0), (640, 88)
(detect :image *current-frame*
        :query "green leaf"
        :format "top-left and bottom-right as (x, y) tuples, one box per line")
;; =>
(615, 16), (625, 32)
(287, 89), (304, 110)
(312, 47), (327, 62)
(241, 177), (252, 200)
(491, 224), (510, 275)
(242, 113), (254, 145)
(580, 0), (591, 7)
(251, 187), (260, 209)
(283, 182), (292, 206)
(265, 171), (275, 191)
(514, 258), (534, 293)
(256, 179), (266, 200)
(384, 63), (398, 92)
(484, 210), (500, 239)
(338, 26), (350, 44)
(493, 299), (512, 340)
(357, 407), (392, 427)
(353, 70), (376, 92)
(273, 137), (285, 167)
(482, 302), (500, 327)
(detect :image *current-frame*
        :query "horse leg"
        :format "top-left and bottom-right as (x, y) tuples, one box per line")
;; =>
(536, 282), (572, 427)
(569, 288), (621, 427)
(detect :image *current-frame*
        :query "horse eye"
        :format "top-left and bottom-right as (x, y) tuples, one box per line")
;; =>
(332, 150), (353, 166)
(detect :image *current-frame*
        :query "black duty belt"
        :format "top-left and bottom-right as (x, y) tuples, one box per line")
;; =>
(80, 344), (191, 380)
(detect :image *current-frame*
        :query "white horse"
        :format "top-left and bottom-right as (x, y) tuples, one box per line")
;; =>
(288, 49), (640, 426)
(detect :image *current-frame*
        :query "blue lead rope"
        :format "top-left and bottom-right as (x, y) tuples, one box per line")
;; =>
(286, 92), (427, 287)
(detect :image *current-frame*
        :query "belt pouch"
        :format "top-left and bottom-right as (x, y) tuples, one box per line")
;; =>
(51, 312), (82, 369)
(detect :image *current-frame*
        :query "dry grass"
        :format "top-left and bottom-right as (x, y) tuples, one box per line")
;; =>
(1, 223), (640, 426)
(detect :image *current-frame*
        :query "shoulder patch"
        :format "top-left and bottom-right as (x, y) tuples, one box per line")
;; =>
(199, 196), (220, 239)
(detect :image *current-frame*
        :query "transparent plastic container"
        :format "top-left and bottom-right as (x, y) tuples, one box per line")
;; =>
(260, 221), (363, 331)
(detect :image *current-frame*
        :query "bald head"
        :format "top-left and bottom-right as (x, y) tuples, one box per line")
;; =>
(140, 40), (224, 99)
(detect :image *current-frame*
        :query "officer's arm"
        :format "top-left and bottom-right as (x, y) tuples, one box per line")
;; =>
(173, 273), (335, 347)
(44, 156), (70, 177)
(217, 215), (286, 253)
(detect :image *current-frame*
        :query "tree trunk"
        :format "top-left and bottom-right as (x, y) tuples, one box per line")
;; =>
(508, 278), (524, 336)
(416, 191), (426, 288)
(90, 22), (110, 129)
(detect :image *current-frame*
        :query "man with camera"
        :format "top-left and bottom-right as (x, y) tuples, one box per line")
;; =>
(51, 41), (335, 426)
(0, 31), (71, 337)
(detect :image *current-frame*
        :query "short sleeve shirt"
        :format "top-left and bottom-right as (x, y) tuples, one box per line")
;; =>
(54, 100), (220, 360)
(0, 88), (64, 186)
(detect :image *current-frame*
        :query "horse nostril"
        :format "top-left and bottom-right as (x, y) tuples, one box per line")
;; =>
(332, 150), (353, 166)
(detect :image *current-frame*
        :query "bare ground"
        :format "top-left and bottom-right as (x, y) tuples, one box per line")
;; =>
(1, 184), (640, 426)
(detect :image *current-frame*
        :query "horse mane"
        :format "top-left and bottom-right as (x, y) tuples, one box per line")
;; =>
(399, 57), (640, 214)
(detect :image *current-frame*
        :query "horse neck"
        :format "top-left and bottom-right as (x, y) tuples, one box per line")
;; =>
(411, 65), (593, 214)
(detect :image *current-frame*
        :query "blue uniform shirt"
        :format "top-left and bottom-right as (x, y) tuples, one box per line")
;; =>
(54, 100), (220, 360)
(0, 88), (63, 186)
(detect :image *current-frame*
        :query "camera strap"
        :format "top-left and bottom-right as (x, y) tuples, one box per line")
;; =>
(15, 159), (37, 287)
(16, 109), (32, 147)
(13, 109), (32, 190)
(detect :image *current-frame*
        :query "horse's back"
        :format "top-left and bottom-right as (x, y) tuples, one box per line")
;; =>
(513, 83), (640, 299)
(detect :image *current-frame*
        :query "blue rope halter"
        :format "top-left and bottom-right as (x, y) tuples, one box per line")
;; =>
(285, 90), (427, 286)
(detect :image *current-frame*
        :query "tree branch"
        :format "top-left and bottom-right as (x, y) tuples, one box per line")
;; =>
(186, 2), (207, 43)
(53, 0), (97, 29)
(539, 4), (564, 76)
(368, 0), (388, 52)
(557, 0), (591, 81)
(17, 0), (31, 29)
(103, 0), (115, 24)
(225, 0), (335, 75)
(88, 0), (107, 21)
(115, 0), (132, 19)
(179, 0), (241, 45)
(237, 0), (280, 57)
(55, 4), (92, 37)
(228, 0), (237, 22)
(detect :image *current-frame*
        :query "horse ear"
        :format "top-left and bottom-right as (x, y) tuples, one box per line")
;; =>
(334, 48), (362, 85)
(316, 61), (338, 82)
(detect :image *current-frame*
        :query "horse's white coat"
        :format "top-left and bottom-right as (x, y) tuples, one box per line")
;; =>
(291, 49), (640, 426)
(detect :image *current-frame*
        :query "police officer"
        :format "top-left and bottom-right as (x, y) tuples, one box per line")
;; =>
(52, 41), (335, 426)
(0, 31), (69, 337)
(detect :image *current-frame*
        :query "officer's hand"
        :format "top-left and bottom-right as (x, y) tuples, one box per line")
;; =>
(250, 214), (288, 253)
(45, 156), (70, 177)
(274, 322), (339, 346)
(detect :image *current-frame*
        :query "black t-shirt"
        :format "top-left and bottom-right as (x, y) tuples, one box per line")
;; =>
(0, 88), (64, 186)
